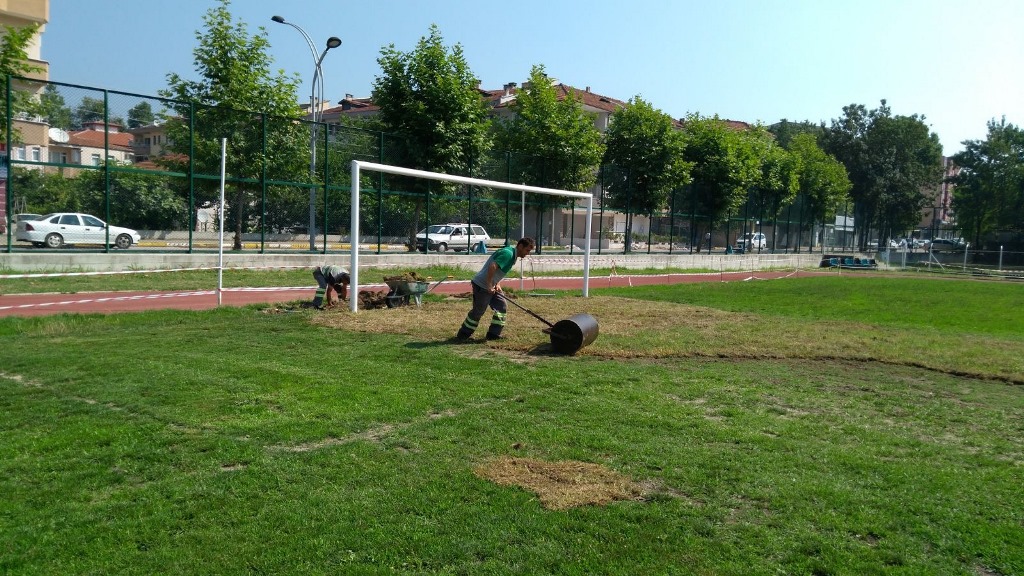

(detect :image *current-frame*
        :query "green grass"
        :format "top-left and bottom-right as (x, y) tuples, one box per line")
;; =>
(1, 276), (1021, 575)
(603, 274), (1024, 337)
(0, 265), (474, 295)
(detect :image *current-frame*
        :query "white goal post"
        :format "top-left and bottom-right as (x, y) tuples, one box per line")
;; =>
(349, 160), (594, 312)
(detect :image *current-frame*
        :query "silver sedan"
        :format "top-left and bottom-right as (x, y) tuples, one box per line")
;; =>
(16, 212), (141, 249)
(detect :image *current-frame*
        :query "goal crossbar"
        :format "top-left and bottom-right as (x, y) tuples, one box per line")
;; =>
(349, 160), (593, 311)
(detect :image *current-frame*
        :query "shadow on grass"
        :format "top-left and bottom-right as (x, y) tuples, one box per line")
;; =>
(403, 338), (579, 358)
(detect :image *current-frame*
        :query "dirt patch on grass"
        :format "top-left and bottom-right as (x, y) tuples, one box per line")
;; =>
(474, 456), (646, 510)
(307, 295), (747, 358)
(285, 294), (1022, 383)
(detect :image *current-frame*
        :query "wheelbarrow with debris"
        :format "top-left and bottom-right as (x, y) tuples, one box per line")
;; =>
(384, 279), (430, 308)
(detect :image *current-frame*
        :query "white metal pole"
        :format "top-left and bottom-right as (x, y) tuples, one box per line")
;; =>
(583, 196), (592, 297)
(308, 75), (318, 251)
(217, 138), (227, 306)
(349, 160), (360, 312)
(520, 189), (525, 292)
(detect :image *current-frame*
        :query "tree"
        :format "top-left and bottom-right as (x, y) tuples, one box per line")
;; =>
(601, 97), (689, 250)
(71, 96), (125, 129)
(0, 23), (43, 145)
(11, 169), (81, 214)
(160, 0), (307, 250)
(768, 119), (822, 149)
(681, 114), (761, 245)
(76, 163), (187, 230)
(746, 127), (801, 250)
(952, 117), (1024, 248)
(127, 101), (156, 128)
(787, 133), (852, 237)
(38, 84), (72, 131)
(372, 24), (491, 248)
(493, 65), (604, 191)
(820, 100), (943, 248)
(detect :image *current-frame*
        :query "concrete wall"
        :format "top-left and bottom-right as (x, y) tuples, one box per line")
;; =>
(0, 250), (826, 273)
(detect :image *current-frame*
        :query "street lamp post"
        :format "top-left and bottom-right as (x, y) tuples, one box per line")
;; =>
(271, 15), (341, 251)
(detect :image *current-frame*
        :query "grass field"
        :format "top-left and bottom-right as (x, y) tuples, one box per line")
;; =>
(1, 275), (1021, 575)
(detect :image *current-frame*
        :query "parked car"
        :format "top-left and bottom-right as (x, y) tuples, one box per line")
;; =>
(15, 213), (42, 223)
(16, 212), (141, 249)
(928, 238), (966, 252)
(415, 223), (490, 252)
(736, 232), (767, 252)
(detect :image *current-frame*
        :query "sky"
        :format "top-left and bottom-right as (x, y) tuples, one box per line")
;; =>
(45, 0), (1024, 156)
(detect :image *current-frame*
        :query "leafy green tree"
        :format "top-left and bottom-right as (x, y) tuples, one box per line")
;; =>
(787, 133), (852, 236)
(681, 113), (761, 244)
(746, 127), (801, 249)
(601, 97), (689, 250)
(160, 0), (306, 249)
(0, 23), (43, 145)
(372, 24), (491, 247)
(127, 101), (155, 128)
(72, 96), (103, 128)
(768, 119), (822, 149)
(952, 117), (1024, 248)
(76, 163), (187, 229)
(821, 100), (943, 248)
(71, 96), (125, 129)
(493, 64), (604, 191)
(39, 84), (72, 131)
(11, 168), (81, 214)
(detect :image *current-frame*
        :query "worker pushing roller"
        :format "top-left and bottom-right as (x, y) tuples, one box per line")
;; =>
(455, 237), (535, 341)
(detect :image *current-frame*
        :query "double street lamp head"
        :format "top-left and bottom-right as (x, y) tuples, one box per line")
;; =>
(270, 16), (341, 51)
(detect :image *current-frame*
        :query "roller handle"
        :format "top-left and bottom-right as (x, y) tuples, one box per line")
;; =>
(501, 294), (555, 328)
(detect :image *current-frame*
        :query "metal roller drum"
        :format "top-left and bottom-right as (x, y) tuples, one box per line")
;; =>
(549, 313), (600, 354)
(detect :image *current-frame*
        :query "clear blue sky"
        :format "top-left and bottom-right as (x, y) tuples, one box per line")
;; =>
(46, 0), (1024, 156)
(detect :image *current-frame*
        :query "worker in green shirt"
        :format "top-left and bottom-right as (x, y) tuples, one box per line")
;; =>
(455, 237), (535, 340)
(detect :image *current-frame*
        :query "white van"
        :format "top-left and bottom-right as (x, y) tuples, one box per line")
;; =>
(736, 232), (767, 251)
(415, 223), (490, 252)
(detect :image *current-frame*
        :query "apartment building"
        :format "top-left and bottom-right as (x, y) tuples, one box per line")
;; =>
(0, 0), (48, 228)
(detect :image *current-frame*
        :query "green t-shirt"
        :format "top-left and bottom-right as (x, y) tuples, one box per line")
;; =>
(472, 245), (516, 289)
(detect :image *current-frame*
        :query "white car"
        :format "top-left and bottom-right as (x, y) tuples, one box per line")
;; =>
(736, 232), (767, 251)
(16, 212), (141, 249)
(415, 223), (490, 252)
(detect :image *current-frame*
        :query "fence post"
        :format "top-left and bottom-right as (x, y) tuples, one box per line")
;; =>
(260, 114), (267, 253)
(103, 89), (110, 254)
(3, 75), (9, 253)
(188, 101), (195, 253)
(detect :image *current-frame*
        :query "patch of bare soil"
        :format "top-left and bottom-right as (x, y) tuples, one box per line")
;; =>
(308, 296), (738, 358)
(474, 456), (646, 510)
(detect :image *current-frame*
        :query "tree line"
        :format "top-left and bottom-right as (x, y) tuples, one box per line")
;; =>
(4, 0), (1022, 252)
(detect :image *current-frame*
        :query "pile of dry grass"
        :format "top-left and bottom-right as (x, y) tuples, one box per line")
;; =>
(473, 456), (646, 510)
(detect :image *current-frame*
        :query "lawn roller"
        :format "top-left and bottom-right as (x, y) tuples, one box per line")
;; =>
(501, 295), (599, 354)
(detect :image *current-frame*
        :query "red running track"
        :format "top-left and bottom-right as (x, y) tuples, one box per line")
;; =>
(0, 270), (819, 317)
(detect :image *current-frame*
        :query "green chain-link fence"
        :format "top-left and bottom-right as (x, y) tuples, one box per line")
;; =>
(5, 77), (888, 256)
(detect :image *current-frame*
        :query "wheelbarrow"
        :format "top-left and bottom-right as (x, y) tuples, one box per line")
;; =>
(502, 295), (599, 355)
(384, 280), (430, 308)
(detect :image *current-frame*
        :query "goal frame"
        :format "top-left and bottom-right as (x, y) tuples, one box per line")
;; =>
(348, 160), (594, 312)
